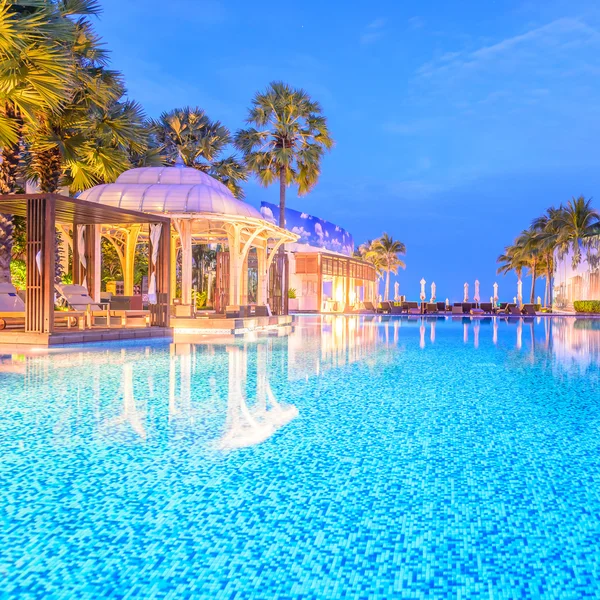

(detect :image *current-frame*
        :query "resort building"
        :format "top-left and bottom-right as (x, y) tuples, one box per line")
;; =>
(553, 246), (600, 310)
(260, 202), (378, 313)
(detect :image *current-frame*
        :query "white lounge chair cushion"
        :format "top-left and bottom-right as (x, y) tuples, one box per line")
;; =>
(0, 283), (25, 312)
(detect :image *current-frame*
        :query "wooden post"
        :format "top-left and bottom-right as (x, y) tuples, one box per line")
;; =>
(25, 196), (55, 333)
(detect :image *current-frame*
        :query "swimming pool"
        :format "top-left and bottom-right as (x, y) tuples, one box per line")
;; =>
(1, 315), (599, 598)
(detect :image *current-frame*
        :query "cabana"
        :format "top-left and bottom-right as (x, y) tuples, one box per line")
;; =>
(0, 193), (170, 340)
(78, 165), (298, 316)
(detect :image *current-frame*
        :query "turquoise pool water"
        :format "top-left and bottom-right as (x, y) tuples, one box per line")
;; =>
(1, 315), (600, 599)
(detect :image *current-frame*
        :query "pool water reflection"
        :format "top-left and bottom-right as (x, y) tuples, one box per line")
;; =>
(1, 315), (600, 598)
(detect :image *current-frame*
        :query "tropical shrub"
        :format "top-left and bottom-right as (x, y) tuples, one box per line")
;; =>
(288, 288), (297, 299)
(9, 260), (26, 290)
(573, 300), (600, 313)
(193, 290), (208, 309)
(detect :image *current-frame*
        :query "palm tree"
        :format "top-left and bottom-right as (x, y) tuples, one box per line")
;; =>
(356, 239), (385, 286)
(0, 0), (80, 283)
(371, 233), (406, 301)
(150, 107), (247, 198)
(551, 196), (600, 268)
(515, 228), (542, 304)
(532, 207), (562, 307)
(497, 242), (527, 303)
(234, 81), (334, 228)
(24, 10), (146, 193)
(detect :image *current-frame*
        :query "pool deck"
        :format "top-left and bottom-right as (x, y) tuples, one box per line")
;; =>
(0, 315), (294, 347)
(172, 314), (293, 342)
(0, 326), (172, 348)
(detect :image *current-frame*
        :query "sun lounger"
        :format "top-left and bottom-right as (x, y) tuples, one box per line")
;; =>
(521, 304), (537, 316)
(479, 302), (493, 314)
(470, 306), (485, 315)
(508, 304), (522, 316)
(379, 301), (392, 314)
(426, 303), (438, 314)
(452, 303), (463, 315)
(363, 301), (376, 313)
(56, 284), (111, 327)
(406, 302), (421, 315)
(0, 283), (87, 330)
(436, 302), (446, 313)
(390, 303), (403, 314)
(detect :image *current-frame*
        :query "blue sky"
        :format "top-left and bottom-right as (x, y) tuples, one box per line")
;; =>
(95, 0), (600, 302)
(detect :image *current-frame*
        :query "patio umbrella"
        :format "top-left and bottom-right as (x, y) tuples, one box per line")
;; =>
(463, 282), (469, 302)
(493, 282), (499, 306)
(420, 278), (426, 301)
(474, 280), (480, 305)
(430, 282), (436, 302)
(394, 281), (400, 301)
(517, 279), (523, 306)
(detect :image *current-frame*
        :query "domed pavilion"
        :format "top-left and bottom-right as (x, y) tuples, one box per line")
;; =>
(78, 164), (297, 312)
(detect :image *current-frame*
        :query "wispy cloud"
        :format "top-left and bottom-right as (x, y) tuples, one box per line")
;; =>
(408, 16), (424, 30)
(417, 18), (600, 79)
(360, 18), (386, 45)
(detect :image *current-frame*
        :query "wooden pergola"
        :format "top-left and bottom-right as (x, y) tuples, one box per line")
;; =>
(0, 193), (171, 333)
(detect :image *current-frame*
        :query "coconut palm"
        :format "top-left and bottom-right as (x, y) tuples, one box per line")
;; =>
(0, 0), (84, 283)
(234, 81), (334, 228)
(515, 228), (542, 304)
(356, 239), (385, 282)
(551, 196), (600, 268)
(497, 242), (527, 303)
(532, 206), (562, 307)
(371, 233), (406, 301)
(25, 16), (151, 193)
(150, 107), (246, 198)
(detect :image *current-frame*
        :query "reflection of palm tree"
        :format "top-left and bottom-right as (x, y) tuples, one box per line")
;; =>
(217, 345), (298, 450)
(103, 364), (146, 439)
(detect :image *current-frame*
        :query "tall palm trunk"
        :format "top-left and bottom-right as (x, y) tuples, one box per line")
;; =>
(279, 166), (286, 229)
(33, 146), (62, 193)
(546, 252), (553, 308)
(384, 268), (390, 301)
(530, 261), (537, 304)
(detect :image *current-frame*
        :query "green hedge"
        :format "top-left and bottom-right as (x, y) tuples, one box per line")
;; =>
(573, 300), (600, 313)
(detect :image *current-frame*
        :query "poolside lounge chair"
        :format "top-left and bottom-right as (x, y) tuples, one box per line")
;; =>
(470, 305), (485, 316)
(0, 283), (85, 330)
(436, 302), (447, 313)
(479, 302), (493, 314)
(0, 283), (26, 330)
(390, 303), (403, 314)
(403, 301), (420, 315)
(508, 304), (522, 316)
(56, 284), (111, 327)
(451, 303), (463, 315)
(426, 303), (438, 314)
(379, 301), (392, 314)
(521, 304), (537, 316)
(362, 301), (376, 313)
(109, 295), (151, 326)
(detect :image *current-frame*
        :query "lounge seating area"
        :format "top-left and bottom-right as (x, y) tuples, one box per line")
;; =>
(357, 298), (541, 318)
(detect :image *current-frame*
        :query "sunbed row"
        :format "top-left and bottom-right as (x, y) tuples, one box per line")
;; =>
(362, 301), (539, 316)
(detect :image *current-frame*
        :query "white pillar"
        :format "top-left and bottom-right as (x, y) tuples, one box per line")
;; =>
(124, 225), (141, 296)
(256, 245), (268, 305)
(180, 220), (193, 306)
(228, 226), (242, 306)
(92, 225), (101, 302)
(170, 230), (177, 301)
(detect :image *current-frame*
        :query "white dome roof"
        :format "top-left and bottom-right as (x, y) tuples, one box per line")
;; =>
(79, 166), (262, 220)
